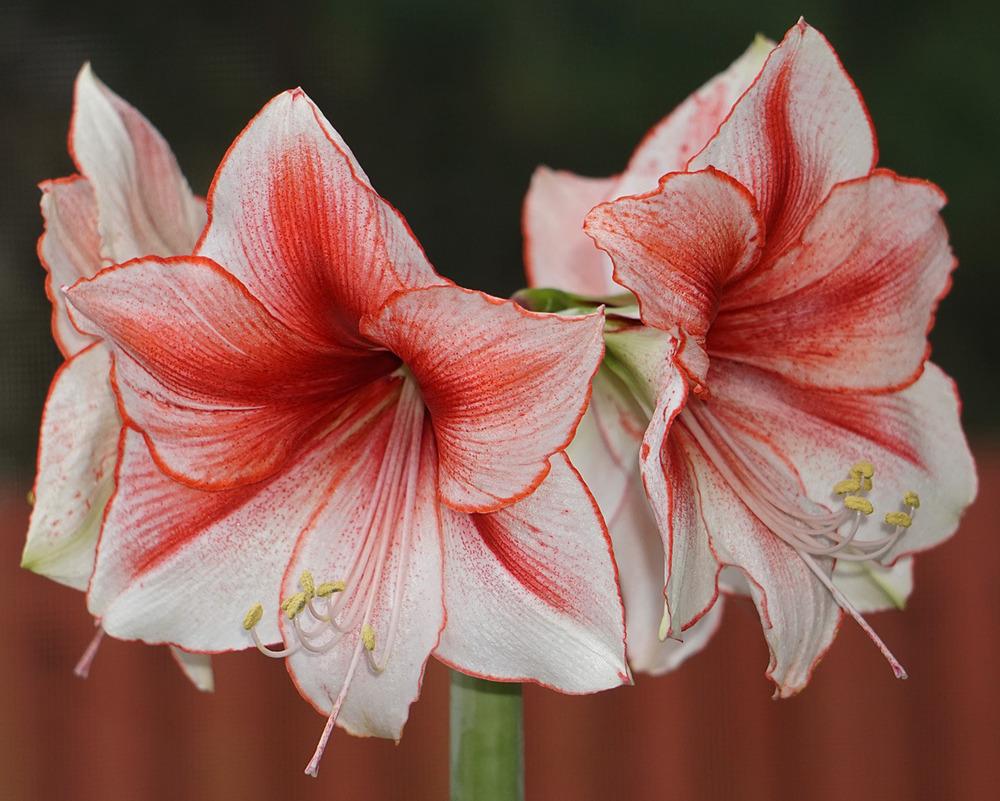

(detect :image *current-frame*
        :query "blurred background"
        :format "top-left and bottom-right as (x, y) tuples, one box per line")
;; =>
(1, 0), (997, 799)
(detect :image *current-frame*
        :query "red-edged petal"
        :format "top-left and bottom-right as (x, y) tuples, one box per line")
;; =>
(70, 65), (204, 263)
(22, 344), (119, 590)
(88, 380), (400, 649)
(522, 167), (618, 294)
(712, 171), (955, 391)
(585, 168), (763, 339)
(198, 89), (443, 344)
(362, 286), (604, 513)
(435, 452), (627, 692)
(680, 436), (842, 696)
(284, 410), (443, 739)
(66, 256), (396, 488)
(37, 176), (102, 356)
(617, 35), (773, 197)
(690, 21), (876, 261)
(706, 360), (977, 565)
(169, 648), (214, 692)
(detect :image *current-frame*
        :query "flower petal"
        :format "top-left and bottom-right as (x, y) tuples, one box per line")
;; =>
(88, 379), (400, 649)
(680, 437), (842, 696)
(690, 20), (876, 261)
(585, 168), (763, 339)
(284, 411), (443, 740)
(833, 558), (913, 614)
(37, 176), (102, 356)
(522, 167), (618, 294)
(169, 648), (215, 692)
(70, 64), (204, 263)
(362, 286), (604, 513)
(198, 89), (443, 344)
(711, 171), (955, 391)
(67, 256), (396, 488)
(616, 35), (773, 197)
(706, 360), (977, 565)
(435, 453), (627, 692)
(22, 344), (119, 590)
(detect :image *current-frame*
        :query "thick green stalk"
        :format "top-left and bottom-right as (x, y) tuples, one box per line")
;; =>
(449, 671), (524, 801)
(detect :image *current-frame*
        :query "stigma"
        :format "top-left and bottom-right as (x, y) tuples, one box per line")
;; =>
(680, 400), (922, 680)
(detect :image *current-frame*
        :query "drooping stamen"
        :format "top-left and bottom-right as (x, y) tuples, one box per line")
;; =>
(73, 622), (106, 679)
(678, 400), (920, 679)
(239, 378), (428, 776)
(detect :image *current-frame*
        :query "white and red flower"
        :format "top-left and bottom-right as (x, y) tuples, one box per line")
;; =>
(22, 65), (212, 690)
(530, 20), (977, 695)
(65, 88), (627, 772)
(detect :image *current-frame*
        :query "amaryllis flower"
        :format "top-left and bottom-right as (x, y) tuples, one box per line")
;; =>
(22, 64), (211, 690)
(522, 35), (773, 674)
(65, 88), (627, 773)
(579, 20), (976, 695)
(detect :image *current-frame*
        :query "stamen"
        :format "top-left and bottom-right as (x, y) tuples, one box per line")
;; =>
(299, 570), (316, 600)
(73, 623), (105, 679)
(243, 603), (264, 630)
(316, 580), (345, 597)
(679, 400), (921, 679)
(361, 624), (376, 652)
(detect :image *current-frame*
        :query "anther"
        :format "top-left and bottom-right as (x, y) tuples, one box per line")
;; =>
(884, 511), (913, 528)
(860, 476), (873, 492)
(316, 580), (346, 597)
(850, 461), (875, 479)
(299, 570), (315, 599)
(843, 496), (874, 515)
(904, 491), (921, 509)
(243, 603), (264, 630)
(282, 592), (308, 619)
(361, 624), (376, 652)
(834, 478), (861, 495)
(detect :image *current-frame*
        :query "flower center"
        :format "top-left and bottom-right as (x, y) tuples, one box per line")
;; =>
(679, 399), (920, 679)
(241, 376), (427, 775)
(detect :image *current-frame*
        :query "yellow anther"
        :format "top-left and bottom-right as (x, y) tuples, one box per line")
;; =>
(844, 495), (874, 515)
(299, 570), (315, 599)
(850, 461), (875, 480)
(282, 592), (308, 619)
(861, 476), (873, 492)
(834, 478), (861, 495)
(884, 511), (913, 529)
(243, 603), (264, 631)
(25, 490), (35, 507)
(361, 624), (376, 652)
(904, 491), (921, 509)
(316, 580), (346, 597)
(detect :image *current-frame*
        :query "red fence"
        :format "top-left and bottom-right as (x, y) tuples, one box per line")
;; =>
(3, 448), (997, 800)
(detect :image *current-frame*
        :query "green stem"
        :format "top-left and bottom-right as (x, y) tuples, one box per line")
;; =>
(449, 671), (524, 801)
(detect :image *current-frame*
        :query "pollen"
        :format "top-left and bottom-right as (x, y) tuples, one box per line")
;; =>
(316, 580), (346, 597)
(299, 570), (315, 600)
(361, 624), (376, 652)
(850, 461), (875, 480)
(282, 591), (308, 619)
(243, 603), (264, 631)
(843, 495), (874, 515)
(904, 491), (921, 509)
(884, 511), (913, 528)
(834, 478), (861, 495)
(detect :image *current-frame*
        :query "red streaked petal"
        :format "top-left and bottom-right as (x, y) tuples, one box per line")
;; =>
(712, 171), (955, 392)
(617, 35), (773, 197)
(22, 344), (119, 590)
(67, 256), (397, 488)
(707, 360), (977, 566)
(362, 286), (604, 513)
(690, 21), (876, 261)
(680, 436), (842, 696)
(585, 168), (763, 339)
(70, 64), (204, 263)
(37, 176), (102, 356)
(89, 380), (400, 650)
(435, 453), (627, 692)
(198, 89), (443, 344)
(284, 414), (443, 740)
(522, 167), (618, 294)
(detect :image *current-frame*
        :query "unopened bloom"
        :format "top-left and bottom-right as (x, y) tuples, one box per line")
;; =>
(542, 20), (976, 694)
(66, 88), (627, 772)
(22, 64), (211, 689)
(522, 35), (773, 674)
